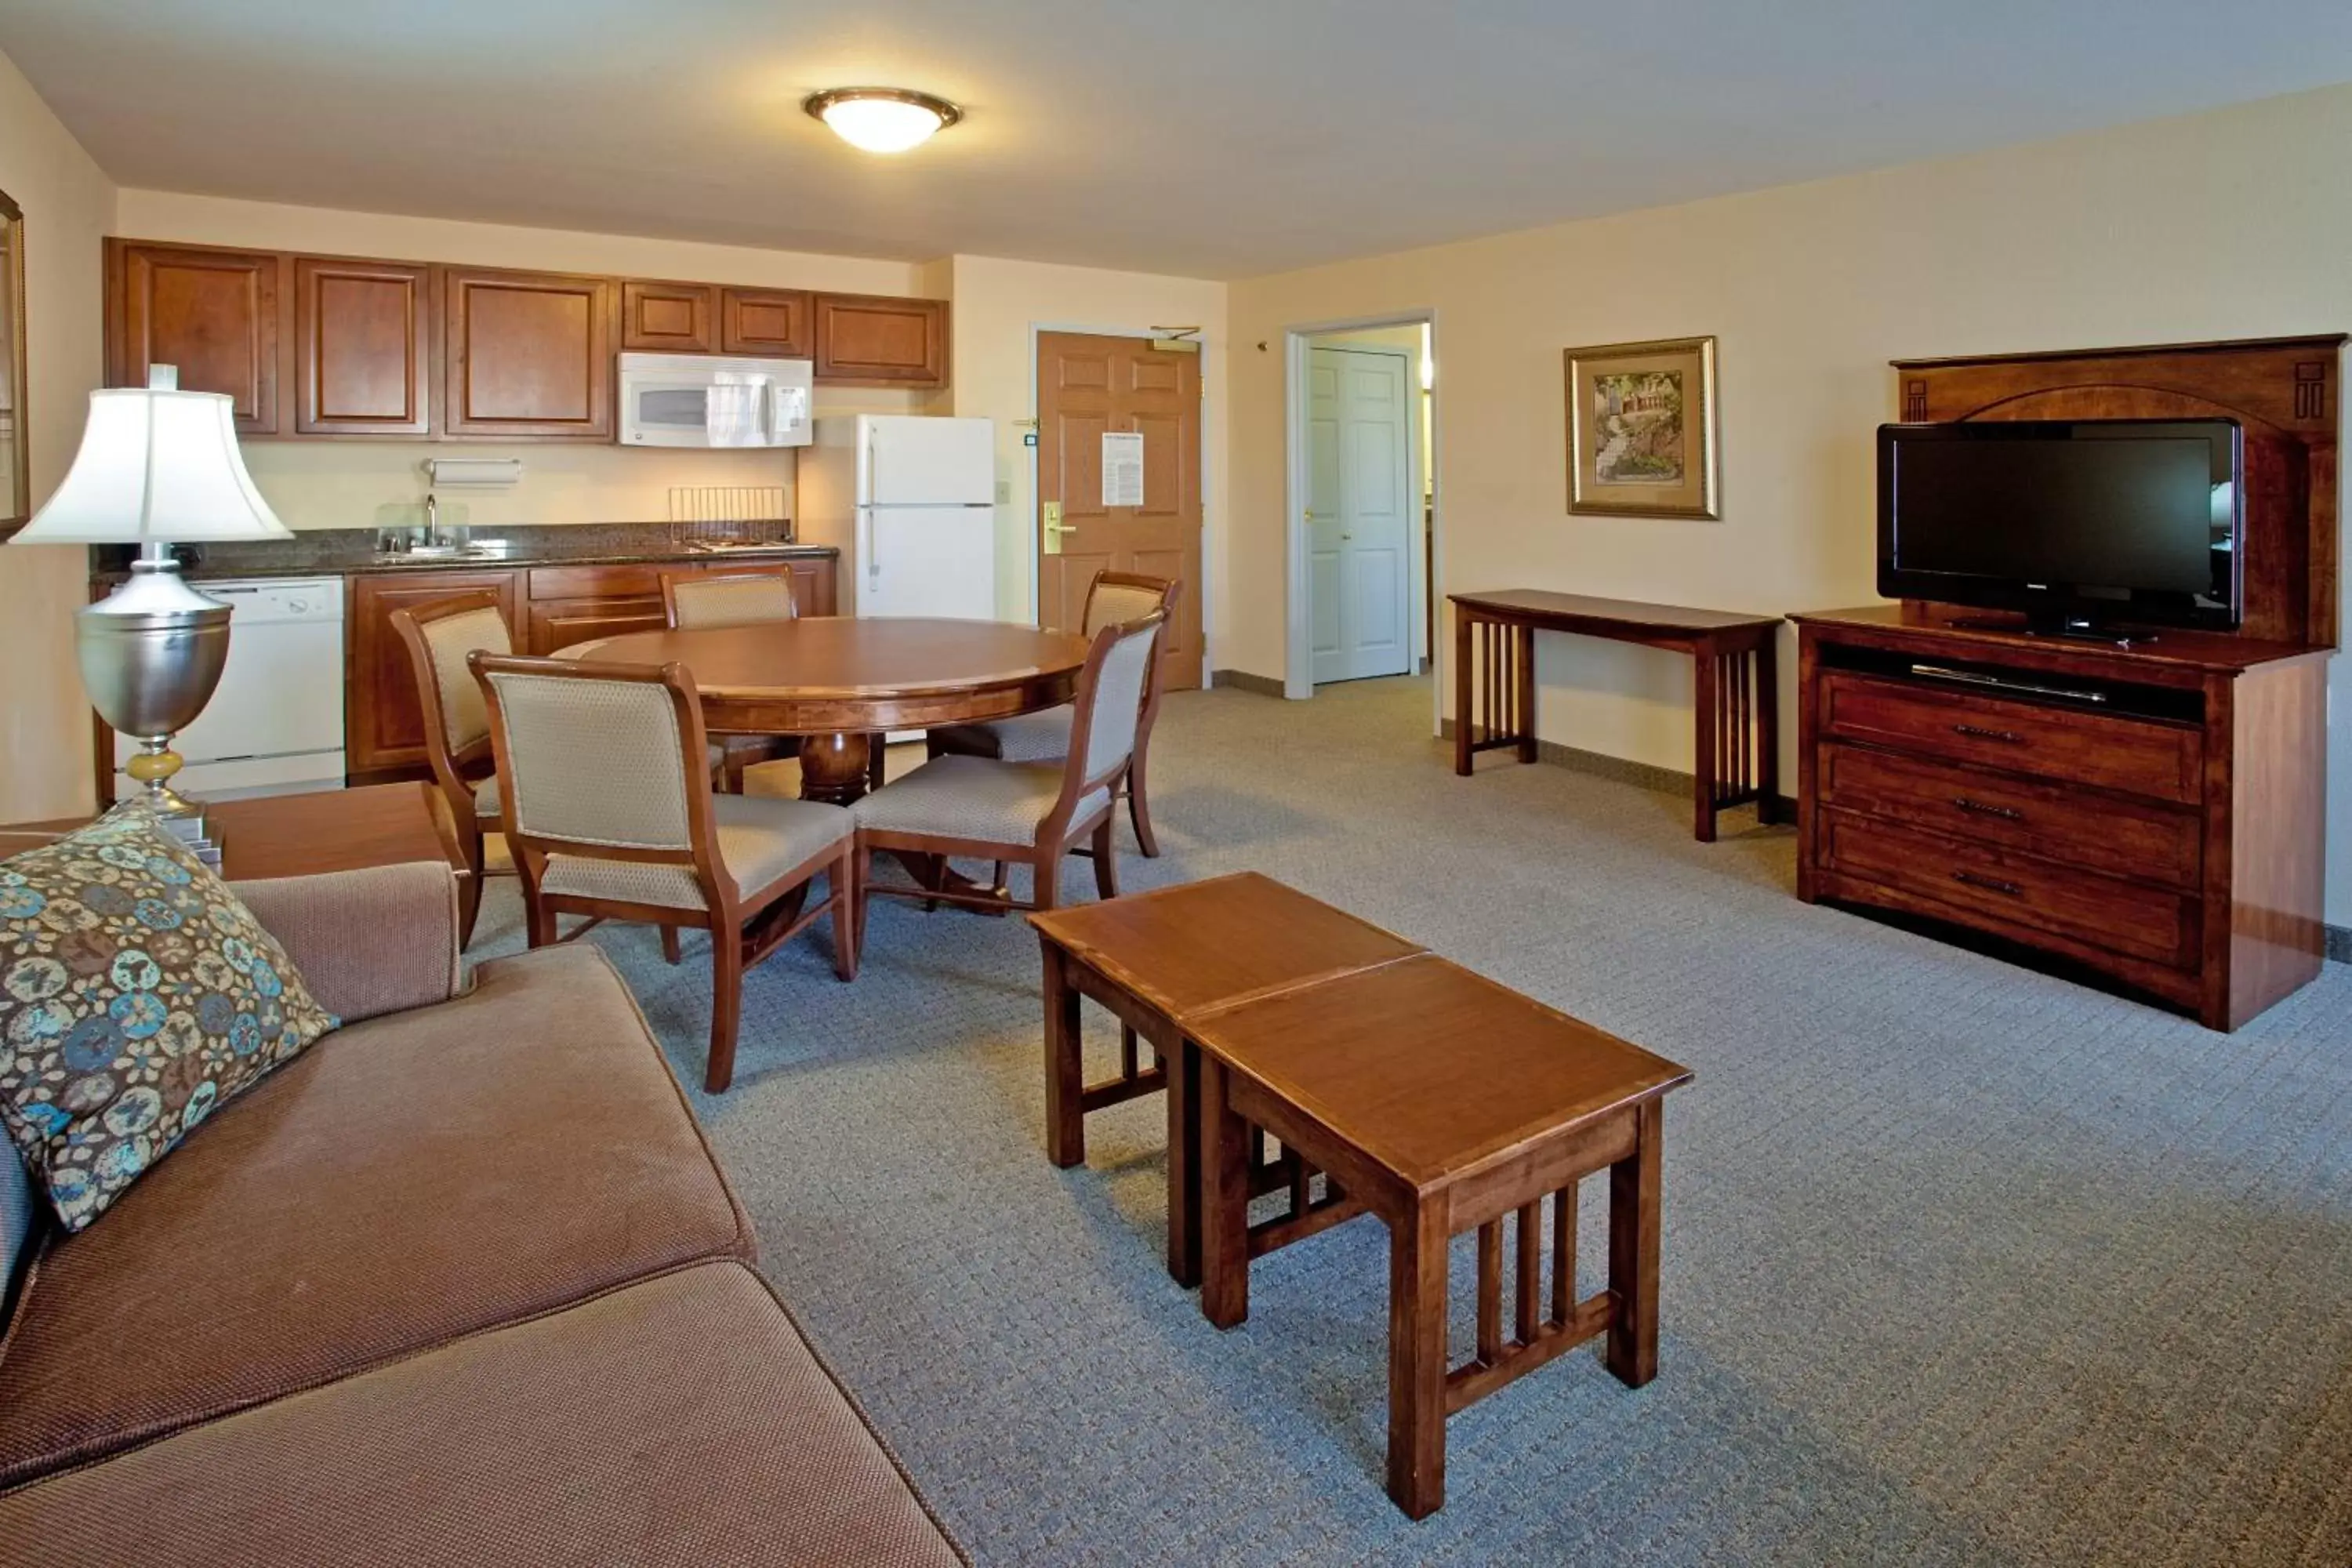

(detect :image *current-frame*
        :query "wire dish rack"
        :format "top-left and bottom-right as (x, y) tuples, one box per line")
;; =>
(666, 486), (793, 550)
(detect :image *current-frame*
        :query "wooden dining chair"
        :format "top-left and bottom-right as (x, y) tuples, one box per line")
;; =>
(469, 651), (858, 1093)
(927, 571), (1180, 856)
(390, 590), (514, 948)
(658, 566), (800, 793)
(853, 607), (1167, 931)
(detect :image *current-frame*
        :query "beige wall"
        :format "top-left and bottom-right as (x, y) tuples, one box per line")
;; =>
(0, 46), (117, 818)
(935, 255), (1227, 627)
(1224, 83), (2352, 918)
(111, 190), (935, 532)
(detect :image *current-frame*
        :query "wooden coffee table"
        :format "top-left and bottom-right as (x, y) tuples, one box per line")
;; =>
(1187, 953), (1692, 1519)
(1030, 872), (1423, 1285)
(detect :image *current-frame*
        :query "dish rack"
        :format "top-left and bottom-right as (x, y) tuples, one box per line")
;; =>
(667, 486), (793, 550)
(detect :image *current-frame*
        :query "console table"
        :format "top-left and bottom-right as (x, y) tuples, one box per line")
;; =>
(1449, 590), (1783, 840)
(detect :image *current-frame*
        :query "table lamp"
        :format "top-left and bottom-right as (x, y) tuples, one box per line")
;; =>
(9, 366), (291, 831)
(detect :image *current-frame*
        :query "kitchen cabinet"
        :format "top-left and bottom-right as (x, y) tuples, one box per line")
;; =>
(105, 240), (281, 433)
(294, 256), (432, 436)
(441, 267), (615, 439)
(719, 288), (812, 357)
(347, 569), (523, 779)
(621, 280), (717, 354)
(811, 292), (948, 387)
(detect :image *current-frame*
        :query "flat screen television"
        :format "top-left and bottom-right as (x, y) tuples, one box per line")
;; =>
(1877, 419), (2243, 635)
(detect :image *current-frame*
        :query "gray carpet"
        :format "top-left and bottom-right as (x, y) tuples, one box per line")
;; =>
(474, 676), (2352, 1566)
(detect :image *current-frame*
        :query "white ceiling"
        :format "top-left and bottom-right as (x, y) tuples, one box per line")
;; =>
(5, 1), (2351, 279)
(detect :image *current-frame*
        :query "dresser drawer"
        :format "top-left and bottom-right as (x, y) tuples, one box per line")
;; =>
(1820, 808), (2198, 968)
(528, 562), (681, 601)
(1818, 672), (2202, 804)
(1817, 742), (2201, 890)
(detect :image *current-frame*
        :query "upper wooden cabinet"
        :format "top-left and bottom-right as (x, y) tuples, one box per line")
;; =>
(812, 292), (948, 387)
(720, 288), (812, 357)
(294, 256), (431, 436)
(106, 237), (950, 441)
(442, 267), (615, 439)
(106, 241), (281, 433)
(622, 280), (717, 354)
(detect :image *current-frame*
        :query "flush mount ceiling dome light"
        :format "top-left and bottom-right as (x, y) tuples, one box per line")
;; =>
(804, 87), (961, 154)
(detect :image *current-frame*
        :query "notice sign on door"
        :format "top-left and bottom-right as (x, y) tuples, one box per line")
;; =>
(1101, 432), (1145, 508)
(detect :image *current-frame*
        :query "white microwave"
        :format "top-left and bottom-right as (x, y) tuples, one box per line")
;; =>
(617, 352), (813, 448)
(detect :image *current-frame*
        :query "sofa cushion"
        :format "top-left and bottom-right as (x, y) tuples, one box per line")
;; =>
(0, 1261), (963, 1568)
(0, 943), (752, 1486)
(0, 805), (339, 1233)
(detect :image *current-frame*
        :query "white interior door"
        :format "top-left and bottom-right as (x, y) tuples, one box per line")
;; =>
(1308, 347), (1413, 684)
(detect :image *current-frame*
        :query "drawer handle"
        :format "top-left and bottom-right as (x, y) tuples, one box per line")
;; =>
(1952, 723), (2025, 744)
(1953, 869), (2024, 898)
(1951, 797), (2024, 822)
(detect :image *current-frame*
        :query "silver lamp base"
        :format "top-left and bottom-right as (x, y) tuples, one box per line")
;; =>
(79, 545), (230, 827)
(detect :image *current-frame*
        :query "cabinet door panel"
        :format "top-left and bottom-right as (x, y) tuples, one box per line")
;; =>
(443, 268), (614, 437)
(720, 288), (812, 356)
(622, 281), (717, 353)
(527, 596), (670, 654)
(295, 256), (430, 435)
(110, 241), (280, 433)
(788, 557), (837, 616)
(811, 293), (946, 387)
(348, 570), (522, 776)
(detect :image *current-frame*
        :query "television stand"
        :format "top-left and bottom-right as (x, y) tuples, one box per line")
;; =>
(1795, 603), (2328, 1030)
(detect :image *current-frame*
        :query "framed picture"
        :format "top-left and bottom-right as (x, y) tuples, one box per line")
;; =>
(1564, 335), (1719, 520)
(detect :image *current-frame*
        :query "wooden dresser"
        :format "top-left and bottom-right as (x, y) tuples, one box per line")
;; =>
(1795, 606), (2326, 1029)
(1796, 335), (2340, 1031)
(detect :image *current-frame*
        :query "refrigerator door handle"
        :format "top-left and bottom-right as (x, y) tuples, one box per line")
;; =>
(861, 508), (878, 582)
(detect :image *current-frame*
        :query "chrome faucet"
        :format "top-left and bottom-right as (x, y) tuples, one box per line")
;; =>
(423, 492), (440, 548)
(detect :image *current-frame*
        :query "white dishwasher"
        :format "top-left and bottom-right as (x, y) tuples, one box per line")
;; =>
(114, 577), (347, 801)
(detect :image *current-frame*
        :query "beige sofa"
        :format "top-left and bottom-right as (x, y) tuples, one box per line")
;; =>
(0, 861), (960, 1566)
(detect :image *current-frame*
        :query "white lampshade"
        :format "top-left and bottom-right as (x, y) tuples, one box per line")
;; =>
(12, 367), (289, 545)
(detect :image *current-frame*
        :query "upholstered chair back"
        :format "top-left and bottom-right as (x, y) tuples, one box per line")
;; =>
(1083, 577), (1169, 637)
(665, 570), (797, 631)
(415, 604), (511, 753)
(474, 660), (698, 852)
(1076, 615), (1164, 784)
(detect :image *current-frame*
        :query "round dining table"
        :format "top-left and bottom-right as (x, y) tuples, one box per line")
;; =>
(568, 615), (1093, 805)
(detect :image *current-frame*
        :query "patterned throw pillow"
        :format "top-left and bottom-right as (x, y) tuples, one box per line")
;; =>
(0, 804), (338, 1232)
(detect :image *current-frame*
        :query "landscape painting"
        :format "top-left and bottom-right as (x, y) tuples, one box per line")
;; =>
(1591, 370), (1686, 486)
(1566, 336), (1719, 519)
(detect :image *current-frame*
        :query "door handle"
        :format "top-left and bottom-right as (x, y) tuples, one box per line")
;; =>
(1952, 723), (2024, 743)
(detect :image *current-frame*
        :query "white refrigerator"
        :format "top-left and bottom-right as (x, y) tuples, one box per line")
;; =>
(799, 415), (997, 619)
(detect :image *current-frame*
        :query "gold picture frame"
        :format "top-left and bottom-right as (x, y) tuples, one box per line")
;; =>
(0, 187), (25, 535)
(1565, 335), (1719, 520)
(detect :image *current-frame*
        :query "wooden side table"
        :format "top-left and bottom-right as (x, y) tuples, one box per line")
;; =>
(1450, 588), (1783, 841)
(1185, 954), (1693, 1519)
(1030, 872), (1421, 1285)
(1, 782), (470, 890)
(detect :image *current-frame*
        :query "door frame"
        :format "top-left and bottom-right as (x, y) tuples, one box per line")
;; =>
(1303, 341), (1417, 687)
(1283, 310), (1439, 717)
(1028, 322), (1212, 689)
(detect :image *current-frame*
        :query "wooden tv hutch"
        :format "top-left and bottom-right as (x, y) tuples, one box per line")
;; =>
(1795, 336), (2343, 1031)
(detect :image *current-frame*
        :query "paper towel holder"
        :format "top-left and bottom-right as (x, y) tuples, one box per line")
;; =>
(423, 457), (524, 488)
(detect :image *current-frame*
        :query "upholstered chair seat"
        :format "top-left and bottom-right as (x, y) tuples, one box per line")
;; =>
(855, 608), (1167, 931)
(470, 651), (858, 1092)
(927, 572), (1181, 856)
(853, 757), (1109, 848)
(543, 797), (855, 909)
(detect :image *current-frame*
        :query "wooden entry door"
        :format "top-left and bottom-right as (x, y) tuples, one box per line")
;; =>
(1036, 332), (1203, 691)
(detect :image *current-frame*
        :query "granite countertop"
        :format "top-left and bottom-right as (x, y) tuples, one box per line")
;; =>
(93, 523), (837, 583)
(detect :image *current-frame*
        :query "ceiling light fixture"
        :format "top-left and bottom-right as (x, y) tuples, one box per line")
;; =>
(804, 87), (961, 154)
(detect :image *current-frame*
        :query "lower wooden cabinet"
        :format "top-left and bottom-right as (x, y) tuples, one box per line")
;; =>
(347, 569), (522, 778)
(346, 552), (838, 780)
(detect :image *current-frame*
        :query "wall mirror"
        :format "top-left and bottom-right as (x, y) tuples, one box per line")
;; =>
(0, 187), (24, 535)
